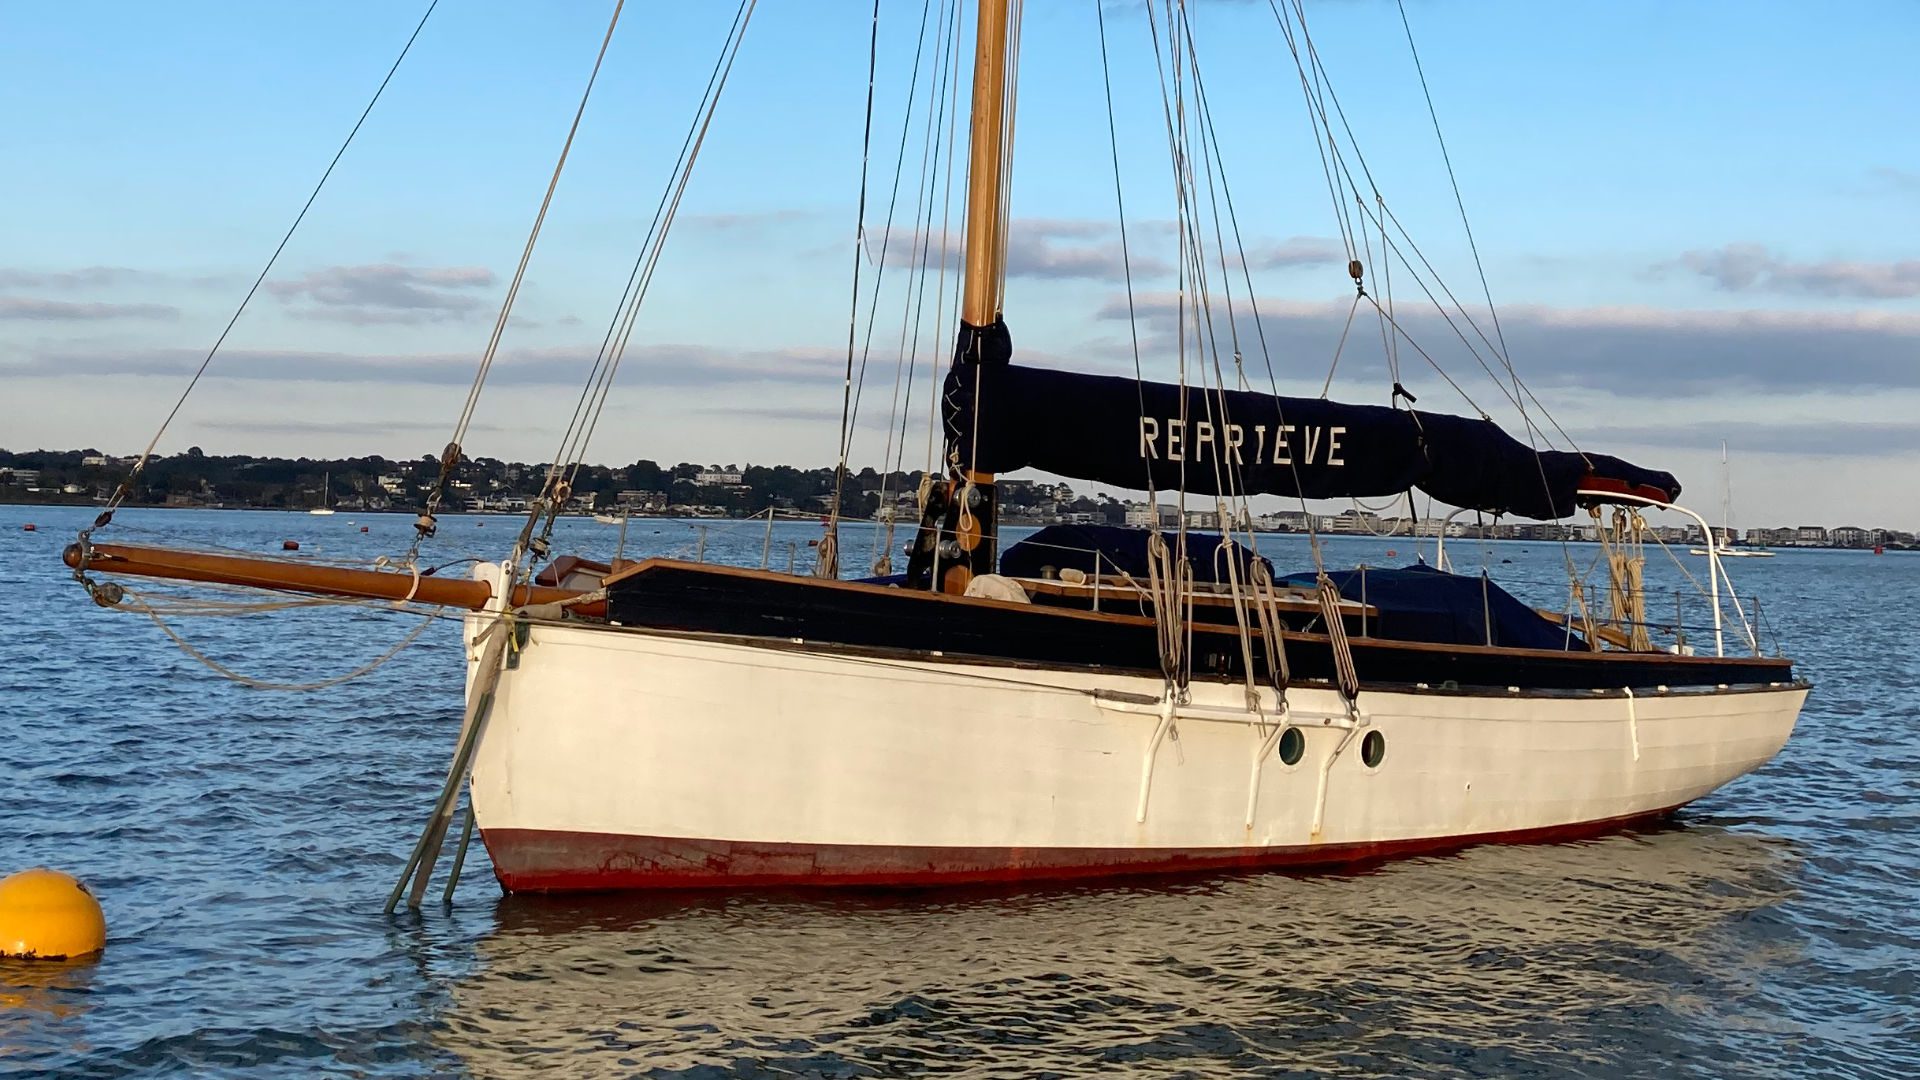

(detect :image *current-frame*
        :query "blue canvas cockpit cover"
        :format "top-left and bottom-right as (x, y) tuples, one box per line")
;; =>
(1000, 524), (1271, 585)
(1280, 563), (1575, 651)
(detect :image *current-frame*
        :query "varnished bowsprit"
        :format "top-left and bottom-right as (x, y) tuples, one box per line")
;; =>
(63, 541), (593, 614)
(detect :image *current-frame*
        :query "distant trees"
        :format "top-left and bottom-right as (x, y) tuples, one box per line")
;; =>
(0, 447), (922, 518)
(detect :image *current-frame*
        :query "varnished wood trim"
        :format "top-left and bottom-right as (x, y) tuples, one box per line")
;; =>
(1019, 575), (1373, 617)
(600, 558), (1794, 671)
(65, 541), (586, 612)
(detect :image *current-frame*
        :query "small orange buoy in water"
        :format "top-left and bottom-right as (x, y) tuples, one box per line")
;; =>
(21, 524), (34, 532)
(282, 539), (300, 551)
(0, 868), (106, 960)
(360, 526), (369, 533)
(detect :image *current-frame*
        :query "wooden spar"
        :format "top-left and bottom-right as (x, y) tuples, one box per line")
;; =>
(931, 0), (1016, 597)
(961, 0), (1011, 326)
(63, 541), (592, 613)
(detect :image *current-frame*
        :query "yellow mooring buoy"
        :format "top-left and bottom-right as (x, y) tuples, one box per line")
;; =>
(0, 868), (106, 961)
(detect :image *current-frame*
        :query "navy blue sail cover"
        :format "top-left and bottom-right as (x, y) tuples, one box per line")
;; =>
(1000, 524), (1271, 584)
(942, 355), (1678, 521)
(1281, 563), (1576, 650)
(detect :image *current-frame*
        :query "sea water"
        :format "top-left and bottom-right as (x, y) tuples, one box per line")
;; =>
(2, 505), (1914, 1077)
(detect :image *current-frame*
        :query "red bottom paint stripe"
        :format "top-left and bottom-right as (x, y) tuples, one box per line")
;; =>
(481, 806), (1686, 893)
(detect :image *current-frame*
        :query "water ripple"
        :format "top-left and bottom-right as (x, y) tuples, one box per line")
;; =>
(3, 507), (1917, 1077)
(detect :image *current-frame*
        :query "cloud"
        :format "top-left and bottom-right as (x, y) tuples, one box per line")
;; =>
(1671, 243), (1920, 300)
(7, 341), (852, 390)
(900, 219), (1333, 282)
(1005, 228), (1169, 281)
(0, 297), (178, 321)
(1099, 292), (1920, 395)
(1242, 236), (1344, 270)
(686, 209), (816, 233)
(699, 403), (896, 429)
(1572, 419), (1920, 458)
(873, 218), (1173, 282)
(195, 418), (510, 436)
(265, 263), (498, 324)
(0, 266), (238, 291)
(0, 267), (145, 290)
(1871, 166), (1920, 194)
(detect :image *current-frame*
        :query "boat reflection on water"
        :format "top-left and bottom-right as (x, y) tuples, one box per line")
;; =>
(431, 822), (1803, 1076)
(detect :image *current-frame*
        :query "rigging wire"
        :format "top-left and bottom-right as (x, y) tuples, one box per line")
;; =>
(1169, 7), (1251, 518)
(88, 0), (439, 534)
(412, 0), (627, 561)
(1266, 0), (1584, 610)
(1376, 193), (1401, 389)
(993, 0), (1027, 317)
(922, 0), (968, 480)
(824, 0), (889, 572)
(827, 0), (947, 569)
(549, 1), (758, 527)
(544, 0), (755, 501)
(1397, 0), (1513, 388)
(1180, 32), (1331, 564)
(1165, 4), (1329, 573)
(1140, 0), (1196, 687)
(1175, 4), (1272, 706)
(1281, 0), (1585, 471)
(1382, 0), (1588, 574)
(450, 0), (625, 477)
(874, 0), (964, 573)
(1266, 0), (1356, 266)
(1149, 0), (1271, 684)
(1094, 0), (1159, 509)
(1267, 1), (1524, 423)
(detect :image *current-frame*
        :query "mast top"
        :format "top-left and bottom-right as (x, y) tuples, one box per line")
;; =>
(960, 0), (1018, 329)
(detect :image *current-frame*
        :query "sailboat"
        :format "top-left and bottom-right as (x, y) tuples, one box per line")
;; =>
(62, 1), (1805, 900)
(1689, 444), (1772, 558)
(309, 471), (337, 516)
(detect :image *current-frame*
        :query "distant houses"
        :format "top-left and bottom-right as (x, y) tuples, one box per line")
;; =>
(1829, 525), (1869, 548)
(1, 449), (1915, 548)
(1745, 524), (1909, 549)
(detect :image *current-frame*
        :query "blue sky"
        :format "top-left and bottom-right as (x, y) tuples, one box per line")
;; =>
(4, 1), (1918, 528)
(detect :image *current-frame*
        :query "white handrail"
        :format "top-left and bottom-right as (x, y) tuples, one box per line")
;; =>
(1427, 493), (1755, 658)
(1577, 490), (1728, 656)
(1430, 506), (1474, 572)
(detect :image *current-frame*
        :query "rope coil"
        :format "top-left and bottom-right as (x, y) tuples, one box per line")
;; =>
(1316, 575), (1361, 703)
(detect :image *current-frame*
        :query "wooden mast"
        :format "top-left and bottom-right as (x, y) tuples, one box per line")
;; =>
(910, 0), (1017, 595)
(960, 0), (1012, 329)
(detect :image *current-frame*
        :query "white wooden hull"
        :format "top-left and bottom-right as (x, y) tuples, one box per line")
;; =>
(461, 614), (1804, 891)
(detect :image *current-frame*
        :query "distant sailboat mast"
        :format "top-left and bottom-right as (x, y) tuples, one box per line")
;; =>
(1692, 443), (1772, 557)
(1719, 442), (1732, 548)
(310, 471), (336, 515)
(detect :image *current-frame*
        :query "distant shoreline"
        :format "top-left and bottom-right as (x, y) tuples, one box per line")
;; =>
(4, 500), (1911, 553)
